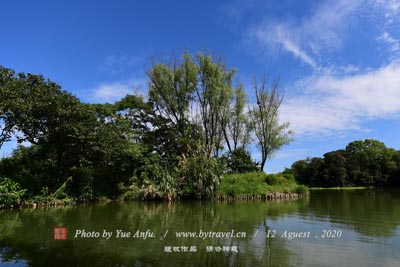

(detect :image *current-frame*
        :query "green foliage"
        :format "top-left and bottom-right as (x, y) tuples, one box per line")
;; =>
(218, 172), (304, 196)
(282, 172), (295, 182)
(265, 173), (291, 185)
(139, 164), (179, 201)
(118, 181), (141, 201)
(178, 153), (224, 199)
(196, 53), (235, 157)
(248, 77), (293, 170)
(0, 177), (26, 207)
(219, 172), (268, 196)
(225, 85), (252, 153)
(227, 148), (259, 173)
(265, 174), (279, 185)
(291, 139), (400, 187)
(148, 53), (198, 157)
(293, 185), (309, 194)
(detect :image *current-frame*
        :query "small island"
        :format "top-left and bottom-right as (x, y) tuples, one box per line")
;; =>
(0, 53), (303, 209)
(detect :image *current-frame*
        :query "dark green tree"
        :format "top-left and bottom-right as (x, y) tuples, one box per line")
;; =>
(227, 148), (259, 173)
(291, 139), (400, 187)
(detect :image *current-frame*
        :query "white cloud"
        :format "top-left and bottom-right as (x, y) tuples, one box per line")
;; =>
(248, 0), (361, 68)
(92, 82), (132, 102)
(90, 79), (146, 103)
(280, 61), (400, 135)
(241, 0), (400, 135)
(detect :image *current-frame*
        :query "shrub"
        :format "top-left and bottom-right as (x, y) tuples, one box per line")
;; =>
(219, 172), (268, 196)
(228, 148), (259, 173)
(179, 154), (224, 199)
(137, 163), (178, 201)
(265, 174), (279, 185)
(0, 177), (26, 208)
(283, 173), (295, 182)
(118, 180), (141, 201)
(293, 185), (309, 194)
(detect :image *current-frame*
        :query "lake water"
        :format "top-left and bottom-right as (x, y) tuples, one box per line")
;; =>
(1, 189), (400, 267)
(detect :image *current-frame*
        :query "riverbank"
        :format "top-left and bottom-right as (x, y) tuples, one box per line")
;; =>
(215, 192), (307, 201)
(309, 187), (371, 190)
(1, 172), (309, 210)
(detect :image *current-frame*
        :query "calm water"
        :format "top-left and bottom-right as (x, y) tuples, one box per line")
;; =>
(1, 189), (400, 267)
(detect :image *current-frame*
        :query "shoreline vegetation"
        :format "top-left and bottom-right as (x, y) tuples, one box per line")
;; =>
(1, 172), (309, 210)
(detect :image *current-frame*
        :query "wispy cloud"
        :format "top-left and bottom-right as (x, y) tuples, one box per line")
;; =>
(247, 0), (361, 68)
(373, 0), (400, 23)
(244, 0), (400, 68)
(251, 23), (317, 68)
(99, 55), (142, 74)
(378, 31), (400, 57)
(280, 62), (400, 135)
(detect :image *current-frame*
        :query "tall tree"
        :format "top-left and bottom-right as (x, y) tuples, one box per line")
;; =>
(249, 76), (293, 170)
(224, 84), (251, 154)
(147, 53), (198, 156)
(195, 53), (234, 157)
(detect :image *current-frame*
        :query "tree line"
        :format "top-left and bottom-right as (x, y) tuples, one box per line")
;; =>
(289, 139), (400, 187)
(0, 52), (292, 205)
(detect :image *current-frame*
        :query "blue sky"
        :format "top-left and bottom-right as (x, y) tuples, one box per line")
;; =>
(1, 0), (400, 172)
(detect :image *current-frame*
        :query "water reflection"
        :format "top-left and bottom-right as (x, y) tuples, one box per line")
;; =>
(307, 189), (400, 237)
(0, 201), (300, 267)
(1, 189), (400, 267)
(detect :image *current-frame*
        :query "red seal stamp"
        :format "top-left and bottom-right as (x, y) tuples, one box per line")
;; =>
(53, 226), (68, 240)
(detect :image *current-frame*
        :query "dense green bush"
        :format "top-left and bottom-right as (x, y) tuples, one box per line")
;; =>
(227, 148), (259, 173)
(179, 154), (224, 199)
(265, 174), (279, 185)
(282, 173), (295, 182)
(218, 172), (306, 196)
(293, 185), (308, 194)
(218, 172), (267, 195)
(0, 177), (26, 207)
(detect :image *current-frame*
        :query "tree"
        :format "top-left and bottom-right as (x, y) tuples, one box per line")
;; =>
(323, 150), (347, 187)
(249, 76), (293, 170)
(345, 139), (396, 186)
(147, 53), (198, 157)
(0, 67), (95, 190)
(195, 53), (235, 157)
(224, 85), (252, 154)
(227, 148), (259, 173)
(291, 139), (400, 187)
(291, 159), (311, 185)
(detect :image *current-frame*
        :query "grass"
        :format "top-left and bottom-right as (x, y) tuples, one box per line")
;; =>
(217, 172), (308, 196)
